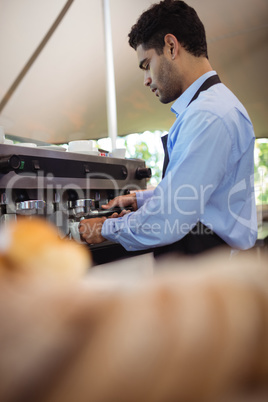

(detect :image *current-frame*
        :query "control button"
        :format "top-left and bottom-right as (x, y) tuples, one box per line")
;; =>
(84, 164), (90, 173)
(0, 154), (21, 171)
(136, 167), (152, 180)
(19, 160), (25, 170)
(121, 166), (128, 179)
(32, 160), (41, 170)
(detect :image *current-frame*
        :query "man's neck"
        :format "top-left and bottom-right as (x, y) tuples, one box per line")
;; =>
(181, 55), (213, 92)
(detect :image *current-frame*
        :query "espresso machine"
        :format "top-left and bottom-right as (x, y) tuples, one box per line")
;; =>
(0, 143), (151, 264)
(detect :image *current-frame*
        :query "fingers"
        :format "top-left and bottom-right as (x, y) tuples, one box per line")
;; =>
(118, 209), (132, 217)
(108, 212), (119, 219)
(102, 196), (130, 209)
(102, 194), (137, 211)
(101, 198), (119, 209)
(108, 209), (132, 219)
(78, 217), (107, 244)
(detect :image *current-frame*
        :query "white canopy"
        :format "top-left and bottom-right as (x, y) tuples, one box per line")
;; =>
(0, 0), (267, 143)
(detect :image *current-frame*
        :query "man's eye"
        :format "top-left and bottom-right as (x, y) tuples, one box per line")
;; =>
(144, 63), (150, 71)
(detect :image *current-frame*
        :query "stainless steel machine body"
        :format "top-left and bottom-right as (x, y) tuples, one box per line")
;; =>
(0, 144), (151, 263)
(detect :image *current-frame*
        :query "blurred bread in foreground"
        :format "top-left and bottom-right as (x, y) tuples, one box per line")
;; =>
(46, 251), (268, 402)
(0, 217), (91, 281)
(0, 246), (267, 402)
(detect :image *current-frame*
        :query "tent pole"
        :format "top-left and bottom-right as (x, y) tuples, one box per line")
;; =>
(0, 0), (75, 114)
(102, 0), (117, 150)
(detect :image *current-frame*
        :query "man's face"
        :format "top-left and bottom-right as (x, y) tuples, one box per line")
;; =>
(136, 44), (182, 104)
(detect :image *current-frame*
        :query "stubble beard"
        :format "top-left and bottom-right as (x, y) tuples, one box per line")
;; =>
(157, 57), (183, 104)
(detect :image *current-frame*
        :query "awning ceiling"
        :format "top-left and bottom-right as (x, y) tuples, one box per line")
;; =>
(0, 0), (267, 144)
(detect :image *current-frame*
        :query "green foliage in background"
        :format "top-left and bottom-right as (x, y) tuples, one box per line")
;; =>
(124, 140), (162, 186)
(124, 137), (268, 203)
(255, 141), (268, 204)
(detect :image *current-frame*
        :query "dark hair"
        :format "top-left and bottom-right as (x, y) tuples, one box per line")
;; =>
(128, 0), (208, 58)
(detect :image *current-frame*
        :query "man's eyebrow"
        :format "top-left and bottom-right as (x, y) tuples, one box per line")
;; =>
(139, 58), (148, 70)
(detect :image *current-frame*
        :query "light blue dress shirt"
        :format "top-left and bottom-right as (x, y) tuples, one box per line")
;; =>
(102, 71), (258, 251)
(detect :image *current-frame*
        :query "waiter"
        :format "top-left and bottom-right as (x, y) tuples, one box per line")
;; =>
(79, 0), (257, 256)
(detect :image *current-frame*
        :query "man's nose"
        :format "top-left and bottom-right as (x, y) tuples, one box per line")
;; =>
(144, 71), (152, 87)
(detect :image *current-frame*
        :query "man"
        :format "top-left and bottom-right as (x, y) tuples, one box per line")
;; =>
(79, 0), (257, 256)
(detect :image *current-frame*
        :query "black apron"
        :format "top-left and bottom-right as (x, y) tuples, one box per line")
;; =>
(154, 74), (227, 258)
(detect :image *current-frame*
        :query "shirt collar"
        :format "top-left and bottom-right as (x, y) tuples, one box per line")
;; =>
(171, 71), (217, 117)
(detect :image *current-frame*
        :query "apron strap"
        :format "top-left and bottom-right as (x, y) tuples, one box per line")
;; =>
(161, 74), (221, 178)
(155, 75), (226, 257)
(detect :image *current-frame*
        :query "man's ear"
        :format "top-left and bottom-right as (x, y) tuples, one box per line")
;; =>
(164, 34), (179, 60)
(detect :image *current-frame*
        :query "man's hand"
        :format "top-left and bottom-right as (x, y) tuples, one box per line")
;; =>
(79, 217), (107, 244)
(102, 193), (138, 214)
